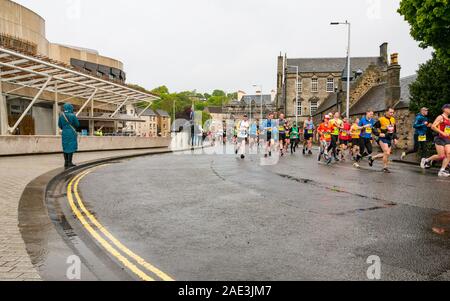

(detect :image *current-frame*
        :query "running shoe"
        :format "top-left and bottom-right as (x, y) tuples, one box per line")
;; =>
(401, 152), (406, 160)
(438, 170), (450, 177)
(303, 148), (306, 155)
(383, 168), (391, 173)
(353, 163), (360, 168)
(241, 154), (245, 160)
(308, 150), (313, 155)
(326, 157), (333, 165)
(420, 158), (428, 169)
(318, 152), (323, 162)
(369, 156), (374, 167)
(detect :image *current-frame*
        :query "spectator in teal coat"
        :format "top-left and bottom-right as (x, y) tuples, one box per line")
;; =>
(58, 103), (80, 168)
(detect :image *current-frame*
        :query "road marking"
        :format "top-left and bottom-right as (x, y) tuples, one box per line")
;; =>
(69, 166), (175, 281)
(67, 171), (154, 281)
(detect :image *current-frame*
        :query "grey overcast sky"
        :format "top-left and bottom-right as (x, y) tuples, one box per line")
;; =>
(15, 0), (432, 95)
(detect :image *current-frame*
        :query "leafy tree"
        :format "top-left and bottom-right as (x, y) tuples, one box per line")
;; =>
(212, 90), (226, 97)
(151, 85), (170, 96)
(409, 53), (450, 119)
(398, 0), (450, 67)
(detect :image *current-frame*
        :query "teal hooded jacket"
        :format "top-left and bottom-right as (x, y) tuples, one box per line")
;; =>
(58, 103), (80, 153)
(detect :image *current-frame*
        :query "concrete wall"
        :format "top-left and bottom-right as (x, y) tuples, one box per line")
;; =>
(49, 44), (124, 70)
(0, 136), (171, 156)
(0, 0), (49, 55)
(32, 106), (54, 135)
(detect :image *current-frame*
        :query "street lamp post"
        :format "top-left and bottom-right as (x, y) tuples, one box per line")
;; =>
(331, 21), (351, 118)
(287, 65), (299, 125)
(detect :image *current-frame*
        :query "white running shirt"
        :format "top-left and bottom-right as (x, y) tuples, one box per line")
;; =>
(237, 120), (250, 138)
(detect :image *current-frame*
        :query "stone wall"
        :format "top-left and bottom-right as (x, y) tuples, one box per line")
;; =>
(0, 136), (171, 156)
(349, 65), (385, 108)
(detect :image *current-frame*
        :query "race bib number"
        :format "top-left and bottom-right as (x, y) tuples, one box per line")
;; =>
(341, 132), (348, 137)
(387, 125), (395, 134)
(418, 135), (427, 142)
(445, 125), (450, 134)
(365, 127), (372, 134)
(324, 133), (331, 139)
(308, 130), (313, 134)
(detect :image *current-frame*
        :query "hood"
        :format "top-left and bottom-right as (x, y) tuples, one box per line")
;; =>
(63, 103), (74, 114)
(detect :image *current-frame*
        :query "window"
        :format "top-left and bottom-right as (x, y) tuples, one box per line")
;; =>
(296, 99), (302, 116)
(327, 78), (335, 92)
(310, 99), (319, 115)
(311, 78), (318, 93)
(297, 79), (302, 95)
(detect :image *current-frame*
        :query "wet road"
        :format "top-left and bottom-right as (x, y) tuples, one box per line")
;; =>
(70, 146), (450, 281)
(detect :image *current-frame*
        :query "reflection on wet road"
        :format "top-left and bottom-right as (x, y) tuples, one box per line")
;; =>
(71, 147), (450, 280)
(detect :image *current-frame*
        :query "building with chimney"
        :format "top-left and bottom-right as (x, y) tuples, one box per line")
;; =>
(276, 43), (390, 122)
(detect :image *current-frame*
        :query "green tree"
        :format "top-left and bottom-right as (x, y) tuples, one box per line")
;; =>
(212, 90), (226, 97)
(151, 85), (170, 96)
(398, 0), (450, 67)
(409, 53), (450, 119)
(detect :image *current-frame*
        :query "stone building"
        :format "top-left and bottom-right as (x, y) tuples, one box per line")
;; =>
(135, 108), (158, 137)
(276, 43), (390, 122)
(156, 109), (171, 137)
(224, 94), (276, 120)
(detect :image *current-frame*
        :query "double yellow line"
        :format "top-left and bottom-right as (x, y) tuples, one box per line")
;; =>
(67, 166), (174, 281)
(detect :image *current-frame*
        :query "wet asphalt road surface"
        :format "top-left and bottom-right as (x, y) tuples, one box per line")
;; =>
(73, 145), (450, 281)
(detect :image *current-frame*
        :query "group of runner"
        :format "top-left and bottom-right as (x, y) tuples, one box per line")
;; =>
(228, 103), (450, 177)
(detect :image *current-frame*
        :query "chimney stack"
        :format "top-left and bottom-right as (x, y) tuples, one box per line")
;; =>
(380, 42), (388, 65)
(385, 53), (401, 109)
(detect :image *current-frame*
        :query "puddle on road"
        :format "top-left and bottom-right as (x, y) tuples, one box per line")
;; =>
(432, 212), (450, 237)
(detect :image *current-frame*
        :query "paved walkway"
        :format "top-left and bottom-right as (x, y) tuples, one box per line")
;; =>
(0, 148), (169, 281)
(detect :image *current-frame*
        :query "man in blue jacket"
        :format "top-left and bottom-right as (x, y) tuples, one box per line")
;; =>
(401, 107), (430, 160)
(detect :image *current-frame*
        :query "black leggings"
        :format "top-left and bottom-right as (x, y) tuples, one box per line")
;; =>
(359, 138), (373, 157)
(405, 134), (427, 158)
(327, 135), (339, 158)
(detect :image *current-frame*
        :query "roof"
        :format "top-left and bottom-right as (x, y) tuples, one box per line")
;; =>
(286, 56), (385, 74)
(136, 107), (156, 116)
(0, 46), (159, 106)
(155, 109), (170, 117)
(314, 93), (338, 115)
(206, 106), (224, 114)
(348, 74), (418, 115)
(241, 94), (273, 105)
(77, 113), (145, 122)
(395, 74), (417, 109)
(349, 83), (387, 116)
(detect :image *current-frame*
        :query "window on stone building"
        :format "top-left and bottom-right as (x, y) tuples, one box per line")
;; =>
(311, 78), (318, 93)
(297, 99), (303, 116)
(326, 78), (335, 92)
(297, 79), (302, 95)
(310, 99), (319, 115)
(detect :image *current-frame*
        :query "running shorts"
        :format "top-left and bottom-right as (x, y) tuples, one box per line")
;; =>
(351, 138), (360, 147)
(435, 136), (450, 146)
(379, 137), (393, 147)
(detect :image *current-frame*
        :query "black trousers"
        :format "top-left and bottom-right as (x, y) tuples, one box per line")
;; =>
(359, 137), (373, 157)
(327, 135), (339, 158)
(405, 134), (427, 158)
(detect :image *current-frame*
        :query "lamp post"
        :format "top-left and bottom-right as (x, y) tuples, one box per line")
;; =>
(287, 65), (299, 125)
(331, 20), (351, 118)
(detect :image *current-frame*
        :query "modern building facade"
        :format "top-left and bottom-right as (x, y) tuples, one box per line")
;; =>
(0, 0), (158, 138)
(276, 43), (390, 122)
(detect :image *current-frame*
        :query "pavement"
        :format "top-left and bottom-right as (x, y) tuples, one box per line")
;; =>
(0, 148), (170, 281)
(60, 145), (450, 281)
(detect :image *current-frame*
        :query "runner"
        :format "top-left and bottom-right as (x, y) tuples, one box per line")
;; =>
(358, 110), (376, 162)
(329, 112), (343, 161)
(420, 104), (450, 177)
(285, 120), (291, 155)
(303, 116), (315, 155)
(235, 115), (250, 159)
(370, 108), (398, 173)
(401, 107), (430, 160)
(278, 113), (288, 157)
(290, 123), (300, 154)
(317, 116), (333, 165)
(249, 119), (258, 151)
(350, 118), (362, 168)
(338, 117), (352, 161)
(262, 112), (275, 158)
